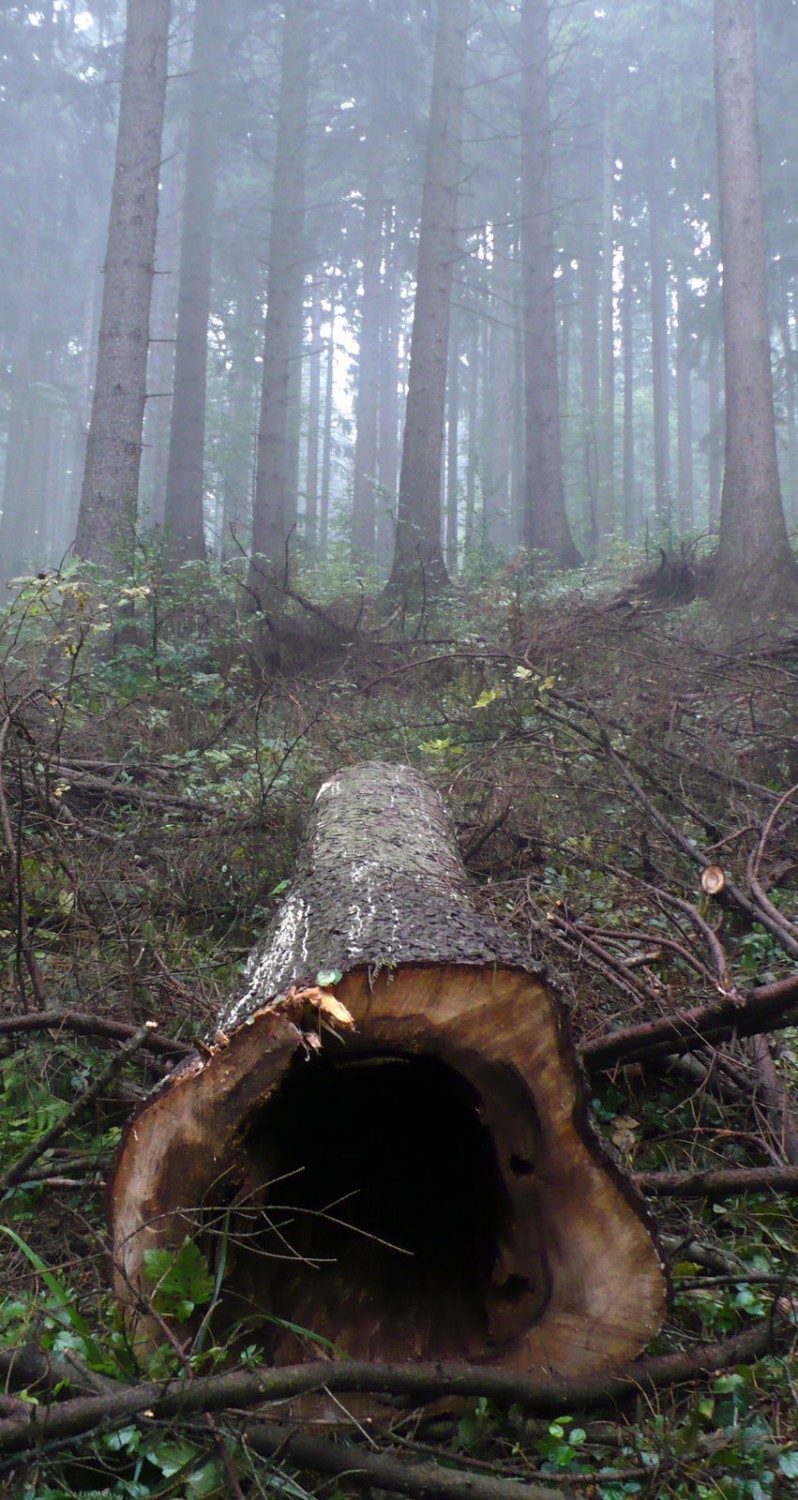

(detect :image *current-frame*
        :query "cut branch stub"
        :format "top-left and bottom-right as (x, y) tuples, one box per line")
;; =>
(110, 763), (666, 1380)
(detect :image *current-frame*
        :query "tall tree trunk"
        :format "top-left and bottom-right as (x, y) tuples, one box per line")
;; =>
(778, 297), (797, 525)
(220, 284), (260, 559)
(139, 154), (182, 531)
(304, 285), (322, 556)
(512, 281), (525, 546)
(578, 94), (600, 554)
(708, 307), (722, 533)
(75, 0), (171, 567)
(464, 311), (480, 558)
(520, 0), (580, 568)
(163, 0), (224, 566)
(377, 213), (400, 572)
(446, 326), (460, 572)
(351, 143), (384, 568)
(597, 92), (616, 550)
(714, 0), (795, 607)
(648, 133), (671, 533)
(285, 306), (303, 541)
(319, 297), (336, 560)
(386, 0), (469, 604)
(676, 266), (694, 535)
(484, 224), (513, 553)
(621, 213), (637, 541)
(248, 0), (311, 607)
(0, 0), (55, 579)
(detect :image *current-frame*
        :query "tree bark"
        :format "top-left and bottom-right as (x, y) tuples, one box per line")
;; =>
(163, 0), (225, 566)
(520, 0), (580, 568)
(648, 131), (671, 533)
(377, 211), (401, 570)
(351, 137), (384, 568)
(75, 0), (171, 567)
(578, 90), (600, 554)
(0, 0), (55, 579)
(621, 213), (637, 541)
(708, 300), (722, 532)
(675, 265), (695, 534)
(304, 284), (322, 556)
(320, 297), (336, 559)
(446, 321), (461, 571)
(248, 0), (311, 606)
(386, 0), (469, 604)
(111, 763), (665, 1382)
(580, 972), (798, 1071)
(713, 0), (796, 609)
(597, 92), (616, 550)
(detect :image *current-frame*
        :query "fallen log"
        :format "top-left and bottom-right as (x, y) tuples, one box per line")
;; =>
(110, 763), (665, 1381)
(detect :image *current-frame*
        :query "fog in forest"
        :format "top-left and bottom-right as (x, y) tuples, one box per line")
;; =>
(0, 0), (795, 608)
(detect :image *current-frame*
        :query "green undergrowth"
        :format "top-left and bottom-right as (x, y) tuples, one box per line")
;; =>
(1, 550), (797, 1496)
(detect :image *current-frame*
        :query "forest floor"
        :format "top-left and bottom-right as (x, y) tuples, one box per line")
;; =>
(1, 551), (798, 1499)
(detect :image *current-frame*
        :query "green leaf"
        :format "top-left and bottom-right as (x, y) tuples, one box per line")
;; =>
(779, 1452), (798, 1478)
(143, 1240), (215, 1320)
(317, 967), (343, 987)
(472, 687), (504, 709)
(0, 1227), (104, 1366)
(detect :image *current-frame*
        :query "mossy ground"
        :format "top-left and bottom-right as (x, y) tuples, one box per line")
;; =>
(1, 552), (797, 1498)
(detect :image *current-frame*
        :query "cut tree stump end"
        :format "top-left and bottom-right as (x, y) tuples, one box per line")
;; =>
(110, 764), (667, 1381)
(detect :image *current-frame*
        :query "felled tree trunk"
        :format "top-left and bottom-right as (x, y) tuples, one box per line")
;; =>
(111, 764), (666, 1379)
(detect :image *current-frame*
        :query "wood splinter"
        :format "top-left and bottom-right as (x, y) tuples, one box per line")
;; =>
(110, 762), (666, 1384)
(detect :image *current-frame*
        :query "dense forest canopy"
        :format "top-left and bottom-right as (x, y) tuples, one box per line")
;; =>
(0, 0), (796, 603)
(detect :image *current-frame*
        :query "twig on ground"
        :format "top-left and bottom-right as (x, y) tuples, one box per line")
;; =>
(0, 1025), (155, 1193)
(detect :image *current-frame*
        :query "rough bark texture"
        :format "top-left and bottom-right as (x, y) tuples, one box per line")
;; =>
(163, 0), (224, 565)
(597, 92), (615, 550)
(351, 132), (383, 568)
(111, 764), (665, 1388)
(521, 0), (580, 568)
(648, 129), (671, 531)
(713, 0), (796, 609)
(75, 0), (170, 566)
(386, 0), (468, 603)
(248, 0), (310, 603)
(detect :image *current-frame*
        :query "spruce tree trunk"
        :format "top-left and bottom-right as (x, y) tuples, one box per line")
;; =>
(597, 94), (616, 551)
(76, 0), (170, 567)
(708, 308), (722, 533)
(351, 142), (383, 569)
(648, 133), (671, 533)
(621, 217), (637, 542)
(777, 297), (797, 526)
(465, 313), (480, 556)
(111, 763), (666, 1381)
(163, 0), (224, 566)
(578, 94), (600, 553)
(377, 219), (401, 571)
(386, 0), (469, 604)
(319, 303), (335, 559)
(0, 0), (54, 578)
(446, 325), (460, 571)
(520, 0), (580, 568)
(248, 0), (310, 605)
(676, 267), (694, 535)
(304, 286), (322, 556)
(714, 0), (796, 608)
